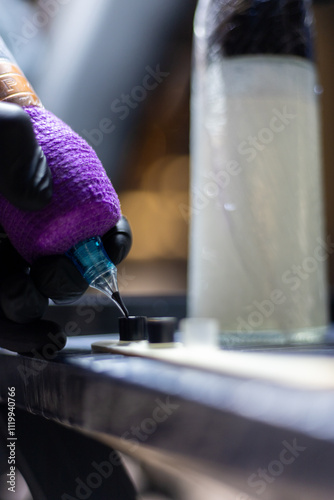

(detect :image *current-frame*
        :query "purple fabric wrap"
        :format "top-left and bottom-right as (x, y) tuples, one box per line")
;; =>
(0, 106), (121, 263)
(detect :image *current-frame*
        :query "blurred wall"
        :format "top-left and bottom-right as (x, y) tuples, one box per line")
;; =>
(314, 2), (334, 288)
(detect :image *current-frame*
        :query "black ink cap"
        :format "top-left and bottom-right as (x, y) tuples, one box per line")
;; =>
(147, 317), (177, 344)
(118, 316), (147, 341)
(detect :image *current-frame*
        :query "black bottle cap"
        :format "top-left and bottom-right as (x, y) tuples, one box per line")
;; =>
(207, 0), (313, 60)
(119, 316), (147, 341)
(147, 317), (177, 344)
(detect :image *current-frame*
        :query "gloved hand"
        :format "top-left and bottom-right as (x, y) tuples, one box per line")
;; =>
(0, 103), (132, 354)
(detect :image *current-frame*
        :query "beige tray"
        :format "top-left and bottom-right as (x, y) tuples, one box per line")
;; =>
(91, 339), (334, 390)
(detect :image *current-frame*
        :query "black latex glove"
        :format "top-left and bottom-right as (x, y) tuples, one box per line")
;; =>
(0, 102), (52, 210)
(0, 103), (132, 354)
(0, 103), (60, 355)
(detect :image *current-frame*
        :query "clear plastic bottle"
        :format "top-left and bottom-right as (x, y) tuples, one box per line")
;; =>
(188, 0), (328, 342)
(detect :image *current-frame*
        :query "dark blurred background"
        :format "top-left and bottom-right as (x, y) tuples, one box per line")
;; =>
(0, 0), (333, 300)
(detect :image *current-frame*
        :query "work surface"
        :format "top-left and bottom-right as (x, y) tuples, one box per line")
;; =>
(1, 322), (334, 499)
